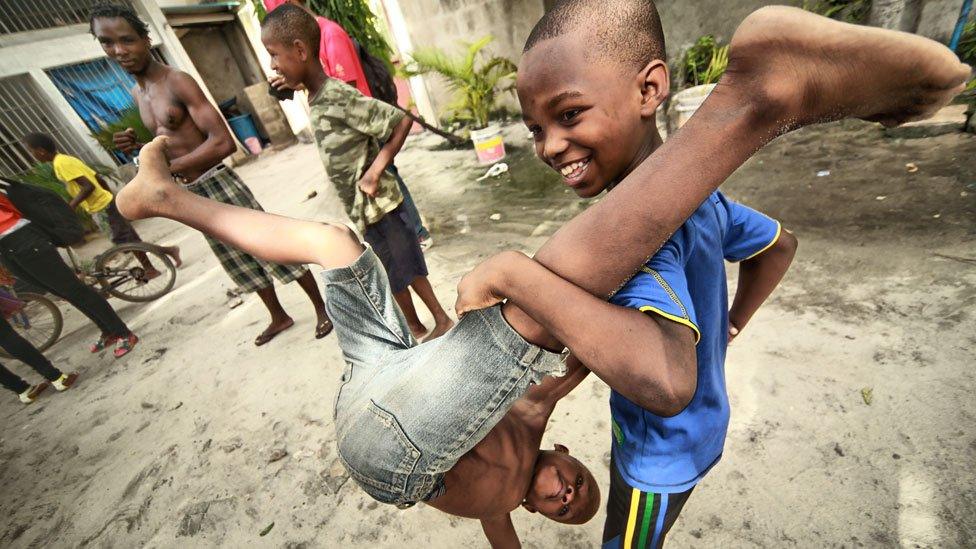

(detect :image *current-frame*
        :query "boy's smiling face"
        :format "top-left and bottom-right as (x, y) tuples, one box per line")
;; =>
(261, 33), (312, 90)
(517, 33), (669, 198)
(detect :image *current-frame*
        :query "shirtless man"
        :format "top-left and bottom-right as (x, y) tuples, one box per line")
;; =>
(89, 3), (333, 345)
(118, 5), (967, 547)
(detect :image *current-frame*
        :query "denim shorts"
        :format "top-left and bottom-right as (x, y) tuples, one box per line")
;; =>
(321, 247), (566, 507)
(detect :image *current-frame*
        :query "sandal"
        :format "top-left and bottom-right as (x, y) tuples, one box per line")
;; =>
(315, 317), (334, 339)
(254, 318), (294, 347)
(113, 333), (139, 358)
(90, 335), (119, 353)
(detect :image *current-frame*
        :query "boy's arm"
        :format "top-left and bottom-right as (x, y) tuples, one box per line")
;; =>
(66, 177), (95, 210)
(520, 354), (590, 411)
(167, 72), (236, 175)
(357, 115), (412, 197)
(728, 229), (797, 341)
(480, 514), (521, 549)
(457, 252), (697, 416)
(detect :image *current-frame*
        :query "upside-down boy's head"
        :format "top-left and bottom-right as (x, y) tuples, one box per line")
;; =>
(518, 0), (670, 197)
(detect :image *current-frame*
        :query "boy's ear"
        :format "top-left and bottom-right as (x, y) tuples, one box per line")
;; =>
(294, 38), (309, 62)
(554, 443), (569, 454)
(638, 59), (670, 118)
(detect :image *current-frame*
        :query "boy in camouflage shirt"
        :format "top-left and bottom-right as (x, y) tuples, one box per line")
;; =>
(263, 4), (453, 342)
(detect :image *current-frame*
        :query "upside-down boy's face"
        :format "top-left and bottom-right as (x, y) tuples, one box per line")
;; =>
(517, 33), (664, 198)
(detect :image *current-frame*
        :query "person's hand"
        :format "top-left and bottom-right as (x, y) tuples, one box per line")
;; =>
(113, 127), (140, 153)
(455, 251), (525, 316)
(357, 171), (380, 197)
(268, 74), (304, 91)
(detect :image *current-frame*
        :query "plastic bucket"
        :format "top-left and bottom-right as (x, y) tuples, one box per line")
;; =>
(470, 125), (506, 164)
(227, 113), (261, 154)
(670, 84), (716, 130)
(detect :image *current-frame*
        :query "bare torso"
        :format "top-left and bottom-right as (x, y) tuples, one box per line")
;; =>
(427, 401), (547, 518)
(132, 69), (213, 181)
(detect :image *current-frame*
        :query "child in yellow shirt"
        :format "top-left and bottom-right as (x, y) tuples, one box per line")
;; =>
(24, 133), (181, 274)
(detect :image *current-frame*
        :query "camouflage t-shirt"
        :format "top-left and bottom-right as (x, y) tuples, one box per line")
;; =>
(309, 78), (404, 232)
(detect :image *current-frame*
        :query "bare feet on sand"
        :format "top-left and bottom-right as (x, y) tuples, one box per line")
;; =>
(723, 6), (970, 131)
(422, 318), (455, 343)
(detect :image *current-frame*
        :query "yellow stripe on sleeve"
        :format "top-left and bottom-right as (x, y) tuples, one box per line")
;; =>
(638, 306), (702, 344)
(739, 221), (782, 262)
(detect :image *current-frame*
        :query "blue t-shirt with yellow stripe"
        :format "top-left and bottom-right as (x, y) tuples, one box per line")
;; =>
(609, 191), (781, 493)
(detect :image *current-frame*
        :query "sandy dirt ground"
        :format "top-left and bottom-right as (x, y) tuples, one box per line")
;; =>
(0, 120), (973, 548)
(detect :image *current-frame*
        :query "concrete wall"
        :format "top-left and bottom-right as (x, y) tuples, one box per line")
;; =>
(916, 0), (969, 43)
(657, 0), (968, 55)
(654, 0), (805, 60)
(393, 0), (546, 120)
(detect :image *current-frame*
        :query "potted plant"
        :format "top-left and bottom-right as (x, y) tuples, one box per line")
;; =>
(669, 35), (729, 131)
(403, 36), (517, 164)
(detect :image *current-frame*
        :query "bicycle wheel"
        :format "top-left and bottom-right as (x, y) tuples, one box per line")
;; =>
(94, 243), (177, 302)
(0, 292), (63, 357)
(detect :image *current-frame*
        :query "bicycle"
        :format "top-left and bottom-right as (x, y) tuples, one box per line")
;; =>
(0, 286), (63, 356)
(66, 241), (177, 303)
(0, 242), (176, 358)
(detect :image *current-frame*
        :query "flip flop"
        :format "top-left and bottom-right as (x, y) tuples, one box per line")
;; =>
(255, 318), (294, 346)
(113, 333), (139, 358)
(315, 318), (334, 339)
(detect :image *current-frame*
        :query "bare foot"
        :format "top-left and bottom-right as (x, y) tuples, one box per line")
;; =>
(141, 268), (162, 282)
(116, 136), (179, 221)
(422, 318), (455, 343)
(164, 245), (182, 268)
(724, 6), (971, 130)
(255, 317), (295, 346)
(408, 321), (429, 341)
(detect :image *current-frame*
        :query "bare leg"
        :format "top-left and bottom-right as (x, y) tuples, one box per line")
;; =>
(133, 251), (161, 280)
(254, 285), (295, 346)
(116, 139), (364, 270)
(503, 6), (971, 348)
(295, 270), (333, 338)
(394, 289), (428, 339)
(409, 276), (454, 342)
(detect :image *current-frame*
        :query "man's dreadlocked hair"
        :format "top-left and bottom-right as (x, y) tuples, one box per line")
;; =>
(89, 2), (149, 38)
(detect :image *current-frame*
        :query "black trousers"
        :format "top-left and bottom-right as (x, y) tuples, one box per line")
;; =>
(0, 224), (130, 338)
(0, 316), (62, 394)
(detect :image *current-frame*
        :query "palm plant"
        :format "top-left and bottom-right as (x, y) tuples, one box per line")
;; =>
(681, 35), (729, 89)
(402, 36), (517, 130)
(89, 107), (153, 159)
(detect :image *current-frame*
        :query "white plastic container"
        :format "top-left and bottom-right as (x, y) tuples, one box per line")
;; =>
(470, 125), (506, 164)
(670, 83), (716, 131)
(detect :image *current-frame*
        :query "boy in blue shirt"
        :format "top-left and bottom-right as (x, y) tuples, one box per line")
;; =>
(513, 1), (799, 546)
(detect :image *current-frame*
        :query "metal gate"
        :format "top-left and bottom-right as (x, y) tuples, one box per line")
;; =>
(0, 74), (99, 176)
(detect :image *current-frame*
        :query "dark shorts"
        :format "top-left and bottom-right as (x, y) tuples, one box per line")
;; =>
(363, 204), (428, 294)
(602, 455), (695, 548)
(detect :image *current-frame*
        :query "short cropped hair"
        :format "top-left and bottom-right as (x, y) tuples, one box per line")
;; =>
(262, 3), (321, 51)
(23, 133), (58, 153)
(89, 3), (150, 38)
(524, 0), (666, 69)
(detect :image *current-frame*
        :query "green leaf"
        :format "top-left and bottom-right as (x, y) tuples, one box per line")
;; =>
(259, 522), (274, 536)
(403, 36), (517, 129)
